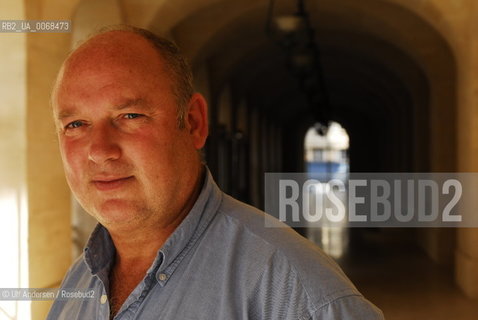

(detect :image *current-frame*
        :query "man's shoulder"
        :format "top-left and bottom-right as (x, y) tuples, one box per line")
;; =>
(218, 193), (341, 267)
(215, 194), (358, 296)
(209, 194), (384, 319)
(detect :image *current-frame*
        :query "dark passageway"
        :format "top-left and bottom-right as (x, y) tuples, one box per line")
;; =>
(180, 0), (465, 318)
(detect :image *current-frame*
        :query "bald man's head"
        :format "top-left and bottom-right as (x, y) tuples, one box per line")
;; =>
(51, 26), (209, 231)
(53, 26), (193, 128)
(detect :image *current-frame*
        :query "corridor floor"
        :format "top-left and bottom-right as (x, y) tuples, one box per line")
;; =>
(335, 230), (478, 320)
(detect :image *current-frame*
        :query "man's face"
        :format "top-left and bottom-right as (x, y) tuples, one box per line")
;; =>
(52, 32), (206, 231)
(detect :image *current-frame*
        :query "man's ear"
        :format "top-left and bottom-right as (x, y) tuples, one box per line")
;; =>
(185, 93), (209, 149)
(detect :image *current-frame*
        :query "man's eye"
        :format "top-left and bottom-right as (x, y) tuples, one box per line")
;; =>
(123, 113), (142, 119)
(65, 120), (84, 129)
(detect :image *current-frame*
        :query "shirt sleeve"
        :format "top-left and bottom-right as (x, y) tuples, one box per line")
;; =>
(308, 294), (385, 320)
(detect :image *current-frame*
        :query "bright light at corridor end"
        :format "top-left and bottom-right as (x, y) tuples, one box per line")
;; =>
(305, 122), (349, 153)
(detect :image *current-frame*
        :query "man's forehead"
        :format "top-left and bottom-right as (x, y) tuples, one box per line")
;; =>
(53, 31), (169, 99)
(51, 30), (173, 114)
(64, 31), (162, 74)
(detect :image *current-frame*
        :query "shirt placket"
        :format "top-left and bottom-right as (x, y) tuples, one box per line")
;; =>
(113, 261), (162, 319)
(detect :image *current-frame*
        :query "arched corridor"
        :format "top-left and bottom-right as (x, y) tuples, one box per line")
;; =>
(2, 0), (478, 319)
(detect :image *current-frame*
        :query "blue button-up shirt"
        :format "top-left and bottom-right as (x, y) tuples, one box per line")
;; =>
(47, 170), (384, 319)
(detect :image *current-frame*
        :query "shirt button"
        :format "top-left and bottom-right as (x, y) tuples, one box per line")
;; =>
(158, 273), (167, 281)
(100, 294), (108, 304)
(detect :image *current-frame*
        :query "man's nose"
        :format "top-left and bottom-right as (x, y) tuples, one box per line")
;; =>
(88, 122), (121, 164)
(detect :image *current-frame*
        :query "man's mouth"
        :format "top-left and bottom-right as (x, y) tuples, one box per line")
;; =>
(91, 176), (134, 191)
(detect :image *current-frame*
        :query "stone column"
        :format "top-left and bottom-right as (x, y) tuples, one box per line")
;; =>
(25, 1), (81, 318)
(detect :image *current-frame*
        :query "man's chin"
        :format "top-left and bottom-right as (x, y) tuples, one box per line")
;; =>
(92, 200), (147, 227)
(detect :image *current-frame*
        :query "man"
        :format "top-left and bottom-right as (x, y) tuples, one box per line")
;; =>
(48, 26), (384, 319)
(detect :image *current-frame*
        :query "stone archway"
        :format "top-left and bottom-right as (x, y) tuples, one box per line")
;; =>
(153, 0), (464, 295)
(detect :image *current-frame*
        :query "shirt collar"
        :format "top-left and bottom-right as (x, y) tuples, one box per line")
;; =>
(83, 167), (223, 284)
(84, 223), (115, 276)
(155, 168), (223, 283)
